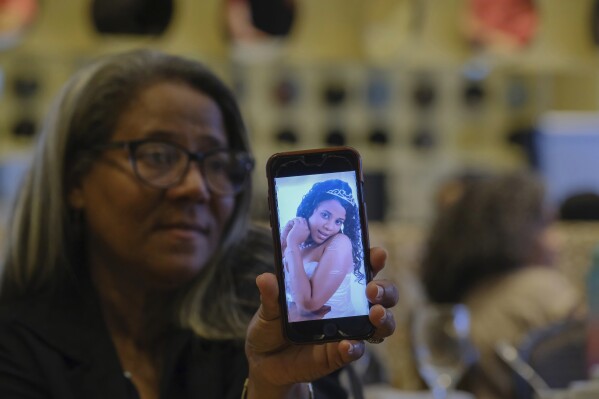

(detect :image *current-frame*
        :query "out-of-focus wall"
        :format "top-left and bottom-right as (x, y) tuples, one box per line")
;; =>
(2, 0), (599, 224)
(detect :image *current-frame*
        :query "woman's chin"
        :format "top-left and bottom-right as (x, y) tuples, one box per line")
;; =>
(145, 259), (208, 290)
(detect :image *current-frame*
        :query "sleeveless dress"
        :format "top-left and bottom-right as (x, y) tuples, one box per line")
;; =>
(285, 260), (354, 320)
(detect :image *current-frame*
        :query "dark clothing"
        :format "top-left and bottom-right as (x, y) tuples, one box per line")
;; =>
(0, 281), (347, 399)
(0, 225), (348, 398)
(0, 285), (249, 399)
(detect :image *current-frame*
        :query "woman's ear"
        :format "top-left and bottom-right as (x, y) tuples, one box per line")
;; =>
(68, 186), (85, 209)
(66, 164), (88, 209)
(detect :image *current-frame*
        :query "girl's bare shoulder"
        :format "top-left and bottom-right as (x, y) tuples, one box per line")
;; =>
(324, 233), (352, 250)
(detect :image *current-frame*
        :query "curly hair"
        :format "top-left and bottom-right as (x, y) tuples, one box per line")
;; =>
(420, 171), (550, 303)
(296, 179), (365, 282)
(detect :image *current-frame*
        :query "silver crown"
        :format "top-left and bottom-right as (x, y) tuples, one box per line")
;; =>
(326, 188), (355, 206)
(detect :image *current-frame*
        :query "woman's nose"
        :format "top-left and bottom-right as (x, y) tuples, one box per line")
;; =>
(167, 163), (211, 201)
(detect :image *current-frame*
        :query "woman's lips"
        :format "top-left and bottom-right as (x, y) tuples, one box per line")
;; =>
(316, 230), (329, 241)
(157, 223), (210, 239)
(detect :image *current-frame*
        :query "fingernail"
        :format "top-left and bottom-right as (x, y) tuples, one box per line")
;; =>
(347, 343), (355, 355)
(379, 310), (387, 323)
(375, 286), (384, 301)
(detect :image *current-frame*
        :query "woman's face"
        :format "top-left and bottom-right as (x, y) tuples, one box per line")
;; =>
(308, 199), (346, 244)
(68, 81), (235, 289)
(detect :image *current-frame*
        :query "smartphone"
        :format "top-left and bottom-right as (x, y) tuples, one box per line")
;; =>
(266, 146), (375, 344)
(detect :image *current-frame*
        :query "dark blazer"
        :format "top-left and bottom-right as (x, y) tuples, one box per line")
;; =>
(0, 282), (251, 399)
(0, 284), (347, 398)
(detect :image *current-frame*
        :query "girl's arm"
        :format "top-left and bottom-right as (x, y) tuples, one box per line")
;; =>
(292, 233), (353, 312)
(283, 218), (311, 308)
(280, 219), (296, 255)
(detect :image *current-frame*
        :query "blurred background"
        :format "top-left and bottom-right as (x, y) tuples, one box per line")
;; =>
(3, 0), (599, 223)
(1, 0), (599, 391)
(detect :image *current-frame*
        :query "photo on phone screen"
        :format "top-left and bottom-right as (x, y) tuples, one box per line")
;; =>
(267, 147), (374, 343)
(275, 172), (369, 322)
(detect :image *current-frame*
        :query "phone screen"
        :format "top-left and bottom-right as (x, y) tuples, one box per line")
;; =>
(267, 147), (374, 343)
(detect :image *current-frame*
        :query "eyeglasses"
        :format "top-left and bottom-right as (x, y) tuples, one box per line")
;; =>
(94, 139), (254, 195)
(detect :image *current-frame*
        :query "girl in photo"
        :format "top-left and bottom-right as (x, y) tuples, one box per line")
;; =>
(281, 178), (366, 321)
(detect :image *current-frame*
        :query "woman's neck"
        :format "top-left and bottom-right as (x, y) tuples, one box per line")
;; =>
(89, 257), (178, 399)
(89, 257), (177, 349)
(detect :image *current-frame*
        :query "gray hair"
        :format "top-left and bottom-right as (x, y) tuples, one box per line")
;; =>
(0, 49), (256, 339)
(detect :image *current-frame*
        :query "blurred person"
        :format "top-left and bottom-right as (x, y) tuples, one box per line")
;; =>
(0, 49), (398, 399)
(434, 169), (490, 212)
(464, 0), (538, 53)
(419, 171), (583, 399)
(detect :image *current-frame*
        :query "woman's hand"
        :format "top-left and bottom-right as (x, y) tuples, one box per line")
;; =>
(285, 217), (310, 248)
(280, 219), (295, 253)
(244, 246), (398, 398)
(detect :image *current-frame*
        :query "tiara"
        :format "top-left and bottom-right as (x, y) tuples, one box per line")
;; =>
(326, 188), (355, 206)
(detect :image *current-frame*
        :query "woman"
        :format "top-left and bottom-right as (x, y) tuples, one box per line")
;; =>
(419, 171), (582, 399)
(0, 49), (398, 399)
(281, 179), (367, 321)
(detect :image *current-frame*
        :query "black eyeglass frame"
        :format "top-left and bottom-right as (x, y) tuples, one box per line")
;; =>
(92, 139), (255, 195)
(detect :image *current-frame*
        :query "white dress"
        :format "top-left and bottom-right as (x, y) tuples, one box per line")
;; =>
(285, 260), (354, 320)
